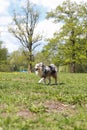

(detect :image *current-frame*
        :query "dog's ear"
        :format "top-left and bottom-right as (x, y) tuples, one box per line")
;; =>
(40, 62), (45, 68)
(39, 62), (44, 67)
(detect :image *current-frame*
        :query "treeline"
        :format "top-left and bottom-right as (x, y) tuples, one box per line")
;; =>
(0, 42), (28, 72)
(0, 40), (87, 72)
(0, 0), (87, 73)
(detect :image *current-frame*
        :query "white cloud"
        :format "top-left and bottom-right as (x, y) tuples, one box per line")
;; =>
(0, 0), (15, 53)
(0, 16), (12, 26)
(1, 31), (20, 53)
(30, 0), (63, 9)
(35, 19), (62, 39)
(30, 0), (87, 9)
(0, 0), (10, 15)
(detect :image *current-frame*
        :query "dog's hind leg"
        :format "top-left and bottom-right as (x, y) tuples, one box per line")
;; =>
(55, 76), (57, 85)
(48, 76), (51, 85)
(53, 74), (57, 85)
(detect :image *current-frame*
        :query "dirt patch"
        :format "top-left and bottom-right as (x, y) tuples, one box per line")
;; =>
(1, 112), (8, 117)
(0, 104), (8, 109)
(0, 103), (35, 119)
(0, 101), (80, 119)
(17, 109), (35, 119)
(44, 100), (76, 114)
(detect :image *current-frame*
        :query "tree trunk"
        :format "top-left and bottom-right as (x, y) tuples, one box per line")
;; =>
(86, 50), (87, 58)
(70, 30), (76, 73)
(28, 63), (32, 73)
(70, 62), (76, 73)
(28, 54), (34, 73)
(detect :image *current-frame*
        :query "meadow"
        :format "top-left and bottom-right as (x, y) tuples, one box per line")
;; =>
(0, 72), (87, 130)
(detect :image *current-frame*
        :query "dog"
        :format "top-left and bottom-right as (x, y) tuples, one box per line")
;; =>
(34, 62), (57, 84)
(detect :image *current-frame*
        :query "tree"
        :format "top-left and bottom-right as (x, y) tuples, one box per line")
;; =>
(9, 0), (42, 72)
(9, 49), (28, 71)
(0, 41), (9, 71)
(46, 0), (87, 72)
(0, 41), (8, 62)
(79, 2), (87, 58)
(40, 37), (60, 66)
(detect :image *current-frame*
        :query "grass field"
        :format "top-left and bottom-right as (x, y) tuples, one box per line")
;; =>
(0, 72), (87, 130)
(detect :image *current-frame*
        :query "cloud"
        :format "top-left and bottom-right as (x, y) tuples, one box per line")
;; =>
(1, 31), (21, 53)
(30, 0), (63, 9)
(0, 0), (10, 15)
(35, 19), (62, 39)
(0, 16), (12, 26)
(30, 0), (87, 10)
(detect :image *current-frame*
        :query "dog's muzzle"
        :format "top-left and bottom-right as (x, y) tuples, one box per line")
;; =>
(34, 68), (39, 75)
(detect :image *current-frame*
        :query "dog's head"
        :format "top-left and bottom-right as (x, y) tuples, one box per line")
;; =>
(34, 62), (45, 76)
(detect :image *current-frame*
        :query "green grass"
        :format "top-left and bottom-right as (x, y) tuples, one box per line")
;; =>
(0, 72), (87, 130)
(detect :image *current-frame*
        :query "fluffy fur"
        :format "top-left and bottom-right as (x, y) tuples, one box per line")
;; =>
(34, 62), (57, 84)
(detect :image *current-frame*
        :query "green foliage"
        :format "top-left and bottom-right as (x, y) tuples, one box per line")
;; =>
(0, 42), (8, 62)
(8, 49), (28, 71)
(29, 102), (46, 113)
(46, 0), (87, 72)
(0, 41), (9, 72)
(0, 72), (87, 129)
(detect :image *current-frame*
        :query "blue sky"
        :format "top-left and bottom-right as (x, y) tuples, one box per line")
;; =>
(0, 0), (86, 53)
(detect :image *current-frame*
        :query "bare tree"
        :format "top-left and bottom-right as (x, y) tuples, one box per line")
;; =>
(9, 0), (42, 72)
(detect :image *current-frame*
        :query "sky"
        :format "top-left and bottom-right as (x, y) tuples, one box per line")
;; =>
(0, 0), (86, 53)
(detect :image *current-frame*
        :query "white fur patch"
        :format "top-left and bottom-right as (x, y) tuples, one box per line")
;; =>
(38, 78), (44, 83)
(35, 71), (39, 75)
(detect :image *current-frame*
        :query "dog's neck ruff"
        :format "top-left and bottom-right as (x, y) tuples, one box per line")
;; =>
(36, 68), (43, 77)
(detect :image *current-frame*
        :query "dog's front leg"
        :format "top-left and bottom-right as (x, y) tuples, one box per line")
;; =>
(38, 78), (44, 83)
(38, 77), (46, 84)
